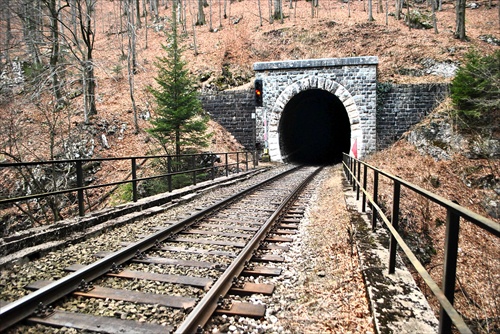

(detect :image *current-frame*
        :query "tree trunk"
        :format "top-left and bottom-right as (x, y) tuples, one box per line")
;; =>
(209, 0), (213, 31)
(135, 0), (141, 27)
(126, 0), (139, 133)
(188, 0), (199, 55)
(144, 3), (148, 48)
(218, 0), (222, 28)
(406, 0), (410, 30)
(48, 0), (66, 104)
(3, 0), (12, 62)
(22, 1), (42, 66)
(258, 0), (263, 26)
(273, 0), (282, 21)
(368, 0), (374, 21)
(175, 129), (181, 156)
(385, 0), (389, 25)
(77, 0), (97, 120)
(431, 0), (438, 33)
(268, 0), (273, 23)
(197, 0), (205, 25)
(395, 0), (402, 20)
(455, 0), (466, 40)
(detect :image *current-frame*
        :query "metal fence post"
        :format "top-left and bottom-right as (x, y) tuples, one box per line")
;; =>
(225, 153), (229, 177)
(389, 180), (401, 274)
(132, 158), (138, 202)
(356, 160), (361, 200)
(362, 163), (367, 212)
(352, 158), (356, 191)
(349, 156), (353, 184)
(76, 160), (85, 217)
(167, 156), (172, 192)
(372, 170), (379, 230)
(236, 152), (240, 173)
(439, 205), (461, 334)
(192, 155), (197, 185)
(342, 155), (347, 178)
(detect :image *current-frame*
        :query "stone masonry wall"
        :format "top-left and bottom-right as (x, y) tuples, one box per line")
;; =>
(200, 90), (255, 150)
(254, 57), (378, 161)
(199, 73), (449, 157)
(377, 83), (449, 150)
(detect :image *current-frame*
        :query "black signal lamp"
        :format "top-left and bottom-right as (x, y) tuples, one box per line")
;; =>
(255, 79), (263, 106)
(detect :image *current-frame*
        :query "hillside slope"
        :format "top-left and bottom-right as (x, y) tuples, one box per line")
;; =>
(1, 0), (498, 160)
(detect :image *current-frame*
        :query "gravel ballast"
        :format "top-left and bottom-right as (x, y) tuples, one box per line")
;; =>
(1, 164), (437, 333)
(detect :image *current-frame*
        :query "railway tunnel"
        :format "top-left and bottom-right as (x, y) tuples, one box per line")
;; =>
(278, 89), (351, 165)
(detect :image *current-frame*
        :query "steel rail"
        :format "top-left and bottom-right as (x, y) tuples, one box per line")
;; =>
(175, 166), (322, 334)
(0, 165), (301, 332)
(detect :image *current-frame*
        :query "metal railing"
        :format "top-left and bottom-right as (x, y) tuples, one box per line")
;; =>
(342, 153), (499, 334)
(0, 151), (257, 218)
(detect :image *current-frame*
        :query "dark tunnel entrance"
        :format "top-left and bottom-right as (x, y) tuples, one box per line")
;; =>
(278, 89), (351, 165)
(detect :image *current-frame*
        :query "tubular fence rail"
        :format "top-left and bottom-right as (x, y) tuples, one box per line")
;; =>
(342, 153), (499, 334)
(0, 151), (257, 217)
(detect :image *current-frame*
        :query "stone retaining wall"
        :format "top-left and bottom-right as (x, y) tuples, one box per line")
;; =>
(200, 81), (449, 155)
(200, 90), (255, 150)
(377, 83), (449, 149)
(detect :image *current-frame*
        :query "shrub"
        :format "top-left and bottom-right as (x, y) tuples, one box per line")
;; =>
(450, 49), (500, 127)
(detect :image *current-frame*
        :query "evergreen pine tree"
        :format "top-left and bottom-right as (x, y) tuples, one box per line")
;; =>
(148, 1), (209, 156)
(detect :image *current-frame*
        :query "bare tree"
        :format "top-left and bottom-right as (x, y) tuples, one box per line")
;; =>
(135, 0), (141, 27)
(1, 0), (13, 63)
(395, 0), (403, 20)
(16, 0), (43, 66)
(431, 0), (438, 34)
(385, 0), (388, 25)
(258, 0), (263, 26)
(125, 0), (139, 133)
(209, 0), (213, 31)
(268, 0), (273, 24)
(311, 0), (319, 18)
(368, 0), (374, 21)
(273, 0), (283, 21)
(197, 0), (205, 25)
(455, 0), (466, 40)
(60, 0), (97, 122)
(188, 0), (199, 55)
(44, 0), (69, 104)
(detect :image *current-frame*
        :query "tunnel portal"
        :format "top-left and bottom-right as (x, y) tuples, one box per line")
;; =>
(278, 89), (351, 165)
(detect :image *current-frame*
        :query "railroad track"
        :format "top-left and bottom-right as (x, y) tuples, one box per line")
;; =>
(1, 165), (321, 333)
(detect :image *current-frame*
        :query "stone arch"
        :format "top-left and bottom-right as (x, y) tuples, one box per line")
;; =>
(267, 76), (362, 162)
